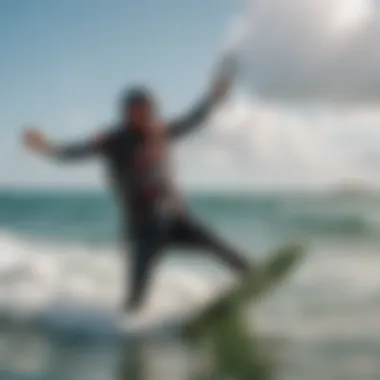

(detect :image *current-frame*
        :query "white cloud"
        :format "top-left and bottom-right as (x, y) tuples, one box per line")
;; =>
(175, 94), (380, 190)
(228, 0), (380, 103)
(166, 0), (380, 190)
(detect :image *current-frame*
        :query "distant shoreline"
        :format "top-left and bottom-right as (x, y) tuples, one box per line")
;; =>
(1, 185), (380, 198)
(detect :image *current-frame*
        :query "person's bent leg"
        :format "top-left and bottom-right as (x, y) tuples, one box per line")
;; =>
(209, 236), (251, 273)
(201, 228), (252, 273)
(171, 215), (252, 274)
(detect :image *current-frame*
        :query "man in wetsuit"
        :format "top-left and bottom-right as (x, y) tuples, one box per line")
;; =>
(22, 71), (251, 311)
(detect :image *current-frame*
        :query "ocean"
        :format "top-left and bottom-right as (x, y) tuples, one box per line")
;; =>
(0, 189), (380, 379)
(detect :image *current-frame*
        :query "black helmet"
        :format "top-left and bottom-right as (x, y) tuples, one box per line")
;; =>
(120, 86), (152, 110)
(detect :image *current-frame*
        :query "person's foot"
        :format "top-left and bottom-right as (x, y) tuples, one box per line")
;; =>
(123, 297), (142, 314)
(239, 261), (264, 282)
(239, 259), (256, 275)
(120, 300), (141, 326)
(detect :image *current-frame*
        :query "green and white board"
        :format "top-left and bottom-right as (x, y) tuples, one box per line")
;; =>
(183, 244), (305, 338)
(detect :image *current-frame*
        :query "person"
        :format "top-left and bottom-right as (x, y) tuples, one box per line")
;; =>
(22, 69), (252, 312)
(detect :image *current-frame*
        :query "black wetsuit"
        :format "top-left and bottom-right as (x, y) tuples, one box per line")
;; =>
(54, 94), (250, 310)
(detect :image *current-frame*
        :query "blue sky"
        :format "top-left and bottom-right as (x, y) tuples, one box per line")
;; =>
(0, 0), (237, 120)
(2, 0), (380, 190)
(0, 0), (240, 187)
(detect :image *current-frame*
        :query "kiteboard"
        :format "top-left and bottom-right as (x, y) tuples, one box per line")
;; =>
(183, 243), (305, 338)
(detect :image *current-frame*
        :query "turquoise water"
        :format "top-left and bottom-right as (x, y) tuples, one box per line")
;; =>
(2, 189), (380, 246)
(1, 189), (380, 379)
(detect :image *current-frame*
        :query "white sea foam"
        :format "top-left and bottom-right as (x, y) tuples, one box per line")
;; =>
(0, 231), (228, 332)
(256, 246), (380, 341)
(0, 231), (380, 339)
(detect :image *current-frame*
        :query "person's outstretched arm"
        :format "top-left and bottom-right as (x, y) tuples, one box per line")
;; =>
(167, 73), (232, 140)
(22, 127), (111, 162)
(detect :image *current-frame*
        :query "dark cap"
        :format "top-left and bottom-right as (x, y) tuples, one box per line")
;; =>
(120, 86), (153, 110)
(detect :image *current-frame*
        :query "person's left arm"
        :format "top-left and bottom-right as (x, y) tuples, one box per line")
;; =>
(167, 74), (231, 140)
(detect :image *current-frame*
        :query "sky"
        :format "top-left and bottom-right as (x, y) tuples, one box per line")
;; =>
(2, 0), (380, 191)
(0, 0), (239, 189)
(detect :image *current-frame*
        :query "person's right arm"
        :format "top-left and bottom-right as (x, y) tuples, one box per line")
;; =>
(22, 128), (110, 162)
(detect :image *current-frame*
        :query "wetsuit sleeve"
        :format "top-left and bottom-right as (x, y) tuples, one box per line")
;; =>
(53, 132), (111, 162)
(167, 95), (215, 139)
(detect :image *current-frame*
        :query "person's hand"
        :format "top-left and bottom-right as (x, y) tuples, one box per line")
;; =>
(210, 54), (237, 103)
(210, 73), (232, 103)
(22, 127), (53, 155)
(171, 197), (188, 214)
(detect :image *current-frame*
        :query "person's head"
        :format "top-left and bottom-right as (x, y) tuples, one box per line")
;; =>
(120, 86), (157, 128)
